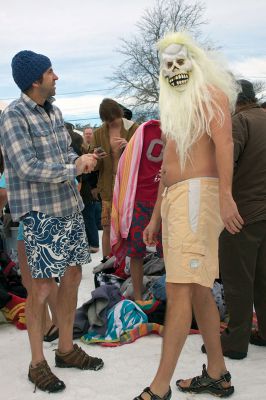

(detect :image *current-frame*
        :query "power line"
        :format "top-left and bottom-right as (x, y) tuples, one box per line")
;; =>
(58, 88), (113, 96)
(1, 76), (266, 102)
(66, 117), (100, 122)
(0, 88), (114, 102)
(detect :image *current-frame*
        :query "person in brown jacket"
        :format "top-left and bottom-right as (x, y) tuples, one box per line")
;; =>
(206, 80), (266, 359)
(91, 99), (138, 260)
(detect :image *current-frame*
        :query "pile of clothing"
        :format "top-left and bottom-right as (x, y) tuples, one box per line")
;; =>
(0, 250), (27, 329)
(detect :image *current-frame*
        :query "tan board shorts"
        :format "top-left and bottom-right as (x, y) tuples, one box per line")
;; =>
(161, 178), (224, 288)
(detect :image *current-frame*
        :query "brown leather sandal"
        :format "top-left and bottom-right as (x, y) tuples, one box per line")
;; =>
(55, 344), (104, 371)
(176, 364), (234, 398)
(28, 360), (65, 393)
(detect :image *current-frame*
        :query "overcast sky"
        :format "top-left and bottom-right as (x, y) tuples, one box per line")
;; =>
(0, 0), (265, 124)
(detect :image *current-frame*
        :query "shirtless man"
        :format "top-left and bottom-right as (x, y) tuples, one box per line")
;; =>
(134, 32), (243, 400)
(91, 99), (138, 260)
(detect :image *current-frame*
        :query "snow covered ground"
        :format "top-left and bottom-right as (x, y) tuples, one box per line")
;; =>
(0, 234), (265, 399)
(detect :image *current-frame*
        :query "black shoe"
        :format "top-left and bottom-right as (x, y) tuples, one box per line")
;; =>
(101, 256), (109, 263)
(250, 330), (266, 346)
(43, 325), (59, 342)
(134, 386), (171, 400)
(176, 364), (234, 397)
(201, 344), (247, 360)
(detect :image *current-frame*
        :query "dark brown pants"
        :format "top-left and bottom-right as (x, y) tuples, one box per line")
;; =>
(220, 220), (266, 353)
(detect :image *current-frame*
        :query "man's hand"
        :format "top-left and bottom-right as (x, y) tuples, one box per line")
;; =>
(220, 194), (244, 234)
(112, 137), (127, 150)
(143, 219), (161, 247)
(75, 154), (97, 175)
(94, 147), (108, 158)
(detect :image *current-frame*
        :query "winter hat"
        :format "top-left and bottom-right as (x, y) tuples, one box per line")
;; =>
(11, 50), (52, 92)
(118, 103), (133, 120)
(237, 79), (256, 104)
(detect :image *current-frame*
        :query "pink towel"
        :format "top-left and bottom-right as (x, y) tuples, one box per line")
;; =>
(111, 121), (158, 263)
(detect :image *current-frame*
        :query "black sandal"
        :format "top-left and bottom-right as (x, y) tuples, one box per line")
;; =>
(176, 364), (234, 398)
(43, 324), (59, 342)
(134, 386), (171, 400)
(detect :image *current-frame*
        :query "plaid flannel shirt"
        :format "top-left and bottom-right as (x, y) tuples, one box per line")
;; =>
(0, 93), (84, 221)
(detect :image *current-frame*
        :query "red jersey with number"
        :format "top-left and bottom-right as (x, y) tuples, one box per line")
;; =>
(135, 121), (164, 202)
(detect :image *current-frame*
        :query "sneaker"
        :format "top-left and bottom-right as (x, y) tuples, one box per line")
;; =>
(250, 330), (266, 346)
(28, 360), (65, 393)
(55, 344), (104, 371)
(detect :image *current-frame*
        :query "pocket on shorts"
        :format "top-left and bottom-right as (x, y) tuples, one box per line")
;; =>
(181, 241), (206, 271)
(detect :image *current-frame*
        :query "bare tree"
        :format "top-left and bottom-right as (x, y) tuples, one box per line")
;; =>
(109, 0), (207, 121)
(253, 80), (266, 102)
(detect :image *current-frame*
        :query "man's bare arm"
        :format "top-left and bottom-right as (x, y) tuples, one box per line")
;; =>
(143, 180), (165, 246)
(211, 92), (244, 234)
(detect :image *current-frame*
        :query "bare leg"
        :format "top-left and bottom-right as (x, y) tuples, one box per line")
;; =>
(26, 278), (55, 366)
(102, 225), (111, 258)
(17, 240), (32, 293)
(57, 266), (82, 353)
(130, 257), (143, 300)
(17, 240), (58, 333)
(178, 284), (230, 389)
(140, 283), (193, 399)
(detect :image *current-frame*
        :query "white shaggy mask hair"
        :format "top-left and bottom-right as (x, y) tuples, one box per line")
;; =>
(157, 32), (238, 170)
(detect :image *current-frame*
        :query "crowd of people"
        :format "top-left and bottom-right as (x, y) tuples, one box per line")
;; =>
(0, 31), (265, 400)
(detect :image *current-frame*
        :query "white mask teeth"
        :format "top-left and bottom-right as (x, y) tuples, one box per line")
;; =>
(169, 73), (189, 87)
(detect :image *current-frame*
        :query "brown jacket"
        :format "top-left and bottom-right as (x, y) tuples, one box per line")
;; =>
(91, 118), (138, 201)
(232, 105), (266, 224)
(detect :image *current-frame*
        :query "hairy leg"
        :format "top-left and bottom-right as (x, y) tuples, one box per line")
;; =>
(179, 284), (230, 389)
(26, 278), (55, 366)
(141, 283), (193, 399)
(57, 266), (82, 353)
(18, 240), (58, 333)
(17, 239), (32, 293)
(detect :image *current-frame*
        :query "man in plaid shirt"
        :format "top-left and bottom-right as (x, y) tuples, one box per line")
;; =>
(0, 50), (104, 392)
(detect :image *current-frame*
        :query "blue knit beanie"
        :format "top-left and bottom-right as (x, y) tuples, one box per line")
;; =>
(11, 50), (52, 92)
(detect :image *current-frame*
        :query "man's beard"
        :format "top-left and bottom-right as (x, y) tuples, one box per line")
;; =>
(159, 66), (223, 171)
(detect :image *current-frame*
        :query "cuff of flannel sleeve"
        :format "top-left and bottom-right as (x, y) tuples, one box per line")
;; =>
(66, 163), (78, 182)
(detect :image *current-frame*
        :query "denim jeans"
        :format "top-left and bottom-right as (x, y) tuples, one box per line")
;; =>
(82, 202), (99, 248)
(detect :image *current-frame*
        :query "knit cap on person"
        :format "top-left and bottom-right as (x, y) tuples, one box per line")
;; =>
(11, 50), (52, 92)
(237, 79), (256, 104)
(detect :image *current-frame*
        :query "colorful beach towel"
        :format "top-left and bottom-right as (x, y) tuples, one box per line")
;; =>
(81, 299), (148, 344)
(102, 322), (164, 347)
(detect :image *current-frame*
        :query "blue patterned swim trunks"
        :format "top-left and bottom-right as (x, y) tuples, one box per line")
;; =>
(22, 211), (91, 278)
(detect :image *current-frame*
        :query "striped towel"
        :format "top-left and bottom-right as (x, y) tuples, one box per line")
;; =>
(81, 299), (148, 345)
(102, 323), (164, 347)
(111, 121), (158, 263)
